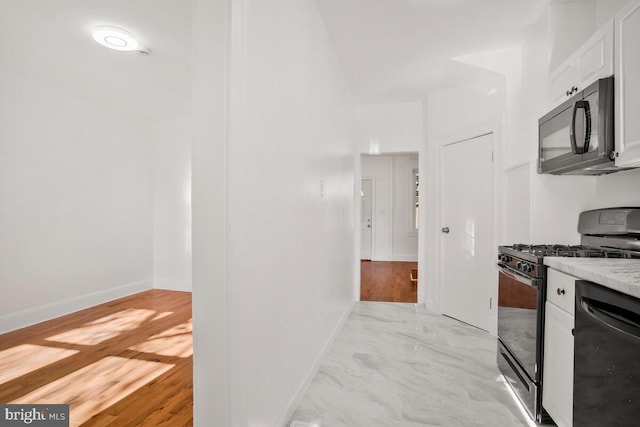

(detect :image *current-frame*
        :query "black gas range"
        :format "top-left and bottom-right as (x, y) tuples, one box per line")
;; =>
(498, 244), (638, 279)
(496, 208), (640, 424)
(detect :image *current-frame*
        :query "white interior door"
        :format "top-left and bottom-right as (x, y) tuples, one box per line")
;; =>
(441, 133), (493, 331)
(360, 178), (373, 260)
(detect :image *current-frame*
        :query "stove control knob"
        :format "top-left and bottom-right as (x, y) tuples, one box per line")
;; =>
(516, 262), (523, 270)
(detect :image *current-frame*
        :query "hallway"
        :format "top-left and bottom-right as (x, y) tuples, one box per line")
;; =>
(360, 261), (418, 303)
(288, 302), (530, 427)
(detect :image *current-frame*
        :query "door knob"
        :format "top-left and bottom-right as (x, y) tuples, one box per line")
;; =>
(441, 227), (450, 234)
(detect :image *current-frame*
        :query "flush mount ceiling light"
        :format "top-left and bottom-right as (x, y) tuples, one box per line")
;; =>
(92, 25), (148, 54)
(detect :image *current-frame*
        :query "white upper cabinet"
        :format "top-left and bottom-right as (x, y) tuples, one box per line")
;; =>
(549, 57), (577, 107)
(549, 20), (614, 108)
(615, 0), (640, 167)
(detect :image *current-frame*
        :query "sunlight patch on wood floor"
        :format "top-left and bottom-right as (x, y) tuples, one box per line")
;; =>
(11, 356), (174, 426)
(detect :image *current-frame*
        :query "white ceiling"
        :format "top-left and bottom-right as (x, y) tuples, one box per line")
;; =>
(0, 0), (191, 120)
(0, 0), (558, 116)
(316, 0), (553, 103)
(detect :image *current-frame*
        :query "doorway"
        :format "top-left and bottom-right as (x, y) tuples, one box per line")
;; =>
(360, 178), (373, 260)
(440, 133), (494, 331)
(359, 153), (419, 303)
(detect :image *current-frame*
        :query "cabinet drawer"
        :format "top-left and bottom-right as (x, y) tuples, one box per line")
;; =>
(546, 269), (576, 315)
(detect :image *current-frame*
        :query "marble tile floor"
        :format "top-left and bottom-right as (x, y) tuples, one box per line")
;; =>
(287, 302), (533, 427)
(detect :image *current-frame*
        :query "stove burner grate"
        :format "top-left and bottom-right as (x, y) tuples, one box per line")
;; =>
(507, 244), (640, 259)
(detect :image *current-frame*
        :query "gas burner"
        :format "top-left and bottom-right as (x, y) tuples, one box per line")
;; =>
(510, 244), (586, 257)
(505, 243), (640, 259)
(556, 247), (605, 257)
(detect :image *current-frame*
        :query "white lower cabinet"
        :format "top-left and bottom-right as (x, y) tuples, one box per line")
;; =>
(543, 271), (575, 427)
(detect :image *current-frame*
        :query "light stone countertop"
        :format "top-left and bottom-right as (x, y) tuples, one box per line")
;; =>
(544, 257), (640, 299)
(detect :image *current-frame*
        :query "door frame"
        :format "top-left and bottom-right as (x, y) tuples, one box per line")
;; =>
(360, 177), (376, 261)
(430, 121), (503, 335)
(354, 152), (422, 303)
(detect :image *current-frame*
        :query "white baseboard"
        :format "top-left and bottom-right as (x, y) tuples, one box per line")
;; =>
(153, 278), (192, 292)
(392, 254), (418, 262)
(0, 280), (152, 335)
(276, 301), (355, 427)
(372, 255), (418, 262)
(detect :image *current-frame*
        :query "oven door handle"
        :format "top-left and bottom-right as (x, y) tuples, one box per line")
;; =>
(580, 296), (640, 340)
(497, 264), (539, 287)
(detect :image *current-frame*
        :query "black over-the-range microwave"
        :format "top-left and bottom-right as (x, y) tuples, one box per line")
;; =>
(538, 76), (626, 175)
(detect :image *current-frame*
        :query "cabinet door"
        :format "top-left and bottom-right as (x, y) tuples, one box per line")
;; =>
(575, 19), (614, 90)
(543, 302), (574, 427)
(549, 57), (576, 107)
(549, 20), (614, 110)
(615, 0), (640, 167)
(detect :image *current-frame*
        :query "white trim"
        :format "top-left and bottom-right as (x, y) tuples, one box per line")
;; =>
(392, 254), (419, 262)
(0, 280), (152, 335)
(504, 159), (531, 173)
(153, 278), (192, 292)
(354, 155), (362, 301)
(276, 301), (355, 426)
(360, 176), (376, 260)
(408, 165), (419, 236)
(357, 151), (422, 302)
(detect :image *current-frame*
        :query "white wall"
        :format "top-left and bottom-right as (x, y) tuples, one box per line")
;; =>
(0, 64), (153, 334)
(152, 116), (192, 292)
(353, 102), (422, 154)
(502, 16), (549, 243)
(548, 1), (596, 71)
(592, 168), (640, 207)
(596, 0), (630, 26)
(230, 0), (355, 420)
(361, 156), (392, 260)
(392, 155), (419, 261)
(505, 163), (532, 243)
(191, 0), (356, 425)
(361, 154), (418, 261)
(191, 0), (228, 425)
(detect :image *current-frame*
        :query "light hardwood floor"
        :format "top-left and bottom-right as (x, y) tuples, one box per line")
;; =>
(0, 289), (193, 426)
(360, 260), (418, 303)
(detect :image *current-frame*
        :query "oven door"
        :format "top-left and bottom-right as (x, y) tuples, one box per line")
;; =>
(539, 95), (578, 173)
(497, 265), (541, 381)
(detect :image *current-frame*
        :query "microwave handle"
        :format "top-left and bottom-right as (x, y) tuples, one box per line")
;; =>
(570, 100), (591, 154)
(582, 100), (592, 153)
